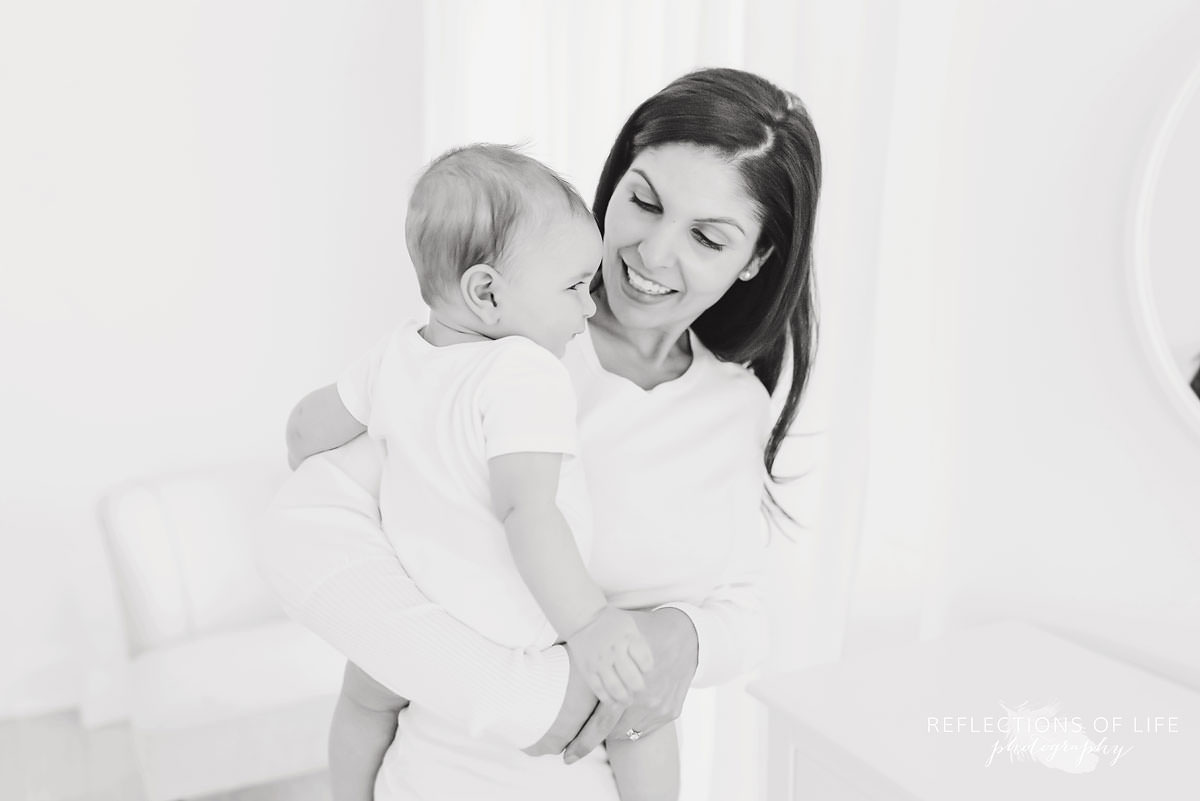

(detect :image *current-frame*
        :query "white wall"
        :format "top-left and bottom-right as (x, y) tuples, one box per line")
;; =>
(0, 0), (426, 717)
(853, 0), (1200, 686)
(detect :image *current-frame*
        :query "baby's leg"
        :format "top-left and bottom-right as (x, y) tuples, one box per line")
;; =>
(605, 723), (680, 801)
(329, 660), (410, 801)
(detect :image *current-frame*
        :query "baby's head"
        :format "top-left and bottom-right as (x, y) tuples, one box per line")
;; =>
(405, 144), (602, 356)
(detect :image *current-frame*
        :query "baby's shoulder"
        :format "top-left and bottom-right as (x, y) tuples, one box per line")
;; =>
(473, 335), (570, 387)
(482, 334), (562, 367)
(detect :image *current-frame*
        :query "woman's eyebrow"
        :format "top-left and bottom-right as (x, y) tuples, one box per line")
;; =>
(629, 168), (746, 235)
(696, 216), (745, 235)
(630, 168), (658, 195)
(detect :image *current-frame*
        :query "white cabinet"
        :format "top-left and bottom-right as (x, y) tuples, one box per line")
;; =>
(749, 621), (1200, 800)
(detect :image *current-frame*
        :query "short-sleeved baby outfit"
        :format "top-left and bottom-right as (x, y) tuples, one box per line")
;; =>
(337, 320), (593, 650)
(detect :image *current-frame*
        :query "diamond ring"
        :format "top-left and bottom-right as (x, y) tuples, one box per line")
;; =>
(625, 728), (642, 741)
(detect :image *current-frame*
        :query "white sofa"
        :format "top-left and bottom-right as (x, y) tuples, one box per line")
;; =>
(95, 462), (344, 801)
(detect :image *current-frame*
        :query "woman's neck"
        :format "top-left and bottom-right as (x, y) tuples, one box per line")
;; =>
(588, 291), (694, 387)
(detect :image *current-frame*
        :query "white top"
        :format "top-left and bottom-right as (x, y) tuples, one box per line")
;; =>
(259, 324), (773, 797)
(564, 328), (770, 621)
(336, 322), (592, 648)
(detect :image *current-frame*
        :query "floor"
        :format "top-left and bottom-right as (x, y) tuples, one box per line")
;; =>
(0, 710), (331, 801)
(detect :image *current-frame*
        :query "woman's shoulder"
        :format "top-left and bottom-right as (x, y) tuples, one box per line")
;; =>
(689, 333), (771, 408)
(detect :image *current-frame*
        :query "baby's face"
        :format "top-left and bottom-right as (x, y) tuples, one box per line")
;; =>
(494, 214), (602, 357)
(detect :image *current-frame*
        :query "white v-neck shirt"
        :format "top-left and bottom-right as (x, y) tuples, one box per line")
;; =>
(563, 325), (771, 623)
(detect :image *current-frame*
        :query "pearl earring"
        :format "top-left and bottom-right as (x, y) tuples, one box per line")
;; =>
(739, 270), (753, 281)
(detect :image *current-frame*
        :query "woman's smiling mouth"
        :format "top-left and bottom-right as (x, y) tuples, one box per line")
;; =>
(622, 259), (677, 296)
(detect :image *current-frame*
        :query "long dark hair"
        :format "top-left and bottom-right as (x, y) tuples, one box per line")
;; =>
(593, 68), (822, 496)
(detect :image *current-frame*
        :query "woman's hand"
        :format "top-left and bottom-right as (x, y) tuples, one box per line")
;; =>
(522, 647), (602, 757)
(563, 607), (698, 763)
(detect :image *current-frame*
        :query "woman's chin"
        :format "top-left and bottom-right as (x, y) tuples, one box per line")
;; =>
(601, 287), (661, 330)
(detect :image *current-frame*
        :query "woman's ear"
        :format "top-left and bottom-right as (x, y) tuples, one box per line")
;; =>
(461, 264), (502, 325)
(738, 245), (774, 282)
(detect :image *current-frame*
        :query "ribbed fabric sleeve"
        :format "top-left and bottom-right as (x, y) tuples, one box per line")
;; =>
(657, 590), (766, 688)
(256, 436), (570, 748)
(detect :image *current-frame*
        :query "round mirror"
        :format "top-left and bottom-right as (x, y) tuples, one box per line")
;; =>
(1131, 57), (1200, 440)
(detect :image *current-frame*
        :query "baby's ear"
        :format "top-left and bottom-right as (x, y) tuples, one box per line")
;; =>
(461, 264), (502, 325)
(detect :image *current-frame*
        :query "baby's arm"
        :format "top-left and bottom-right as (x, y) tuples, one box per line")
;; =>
(285, 384), (367, 470)
(489, 452), (654, 705)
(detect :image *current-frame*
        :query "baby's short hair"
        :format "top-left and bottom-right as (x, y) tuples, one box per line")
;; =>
(405, 144), (592, 304)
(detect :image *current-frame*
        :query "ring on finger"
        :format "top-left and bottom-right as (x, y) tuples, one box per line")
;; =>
(625, 728), (642, 741)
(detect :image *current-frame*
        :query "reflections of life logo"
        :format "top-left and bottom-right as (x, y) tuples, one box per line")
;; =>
(991, 701), (1117, 772)
(929, 700), (1179, 772)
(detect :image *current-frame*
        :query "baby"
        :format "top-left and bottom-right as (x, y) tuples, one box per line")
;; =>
(286, 144), (678, 801)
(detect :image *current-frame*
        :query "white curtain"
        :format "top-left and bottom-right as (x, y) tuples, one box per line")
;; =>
(419, 0), (749, 200)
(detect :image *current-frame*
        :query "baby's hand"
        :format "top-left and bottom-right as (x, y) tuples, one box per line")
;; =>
(566, 606), (656, 705)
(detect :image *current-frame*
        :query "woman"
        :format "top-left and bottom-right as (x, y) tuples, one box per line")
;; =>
(261, 67), (820, 799)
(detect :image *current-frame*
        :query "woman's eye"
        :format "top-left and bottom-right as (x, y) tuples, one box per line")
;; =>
(692, 229), (724, 251)
(630, 193), (660, 213)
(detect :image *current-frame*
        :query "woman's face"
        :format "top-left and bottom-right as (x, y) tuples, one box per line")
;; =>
(599, 143), (768, 336)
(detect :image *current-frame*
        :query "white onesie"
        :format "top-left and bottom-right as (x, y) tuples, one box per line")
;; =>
(337, 320), (593, 650)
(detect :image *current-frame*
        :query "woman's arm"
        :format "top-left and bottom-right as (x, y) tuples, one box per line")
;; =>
(261, 429), (766, 758)
(550, 515), (772, 759)
(257, 434), (571, 748)
(523, 606), (700, 762)
(658, 528), (770, 687)
(571, 607), (699, 762)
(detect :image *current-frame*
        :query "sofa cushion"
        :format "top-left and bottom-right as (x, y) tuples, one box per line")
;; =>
(101, 463), (289, 654)
(129, 619), (344, 730)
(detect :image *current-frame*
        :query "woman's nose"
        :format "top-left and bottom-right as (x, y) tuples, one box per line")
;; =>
(636, 223), (678, 273)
